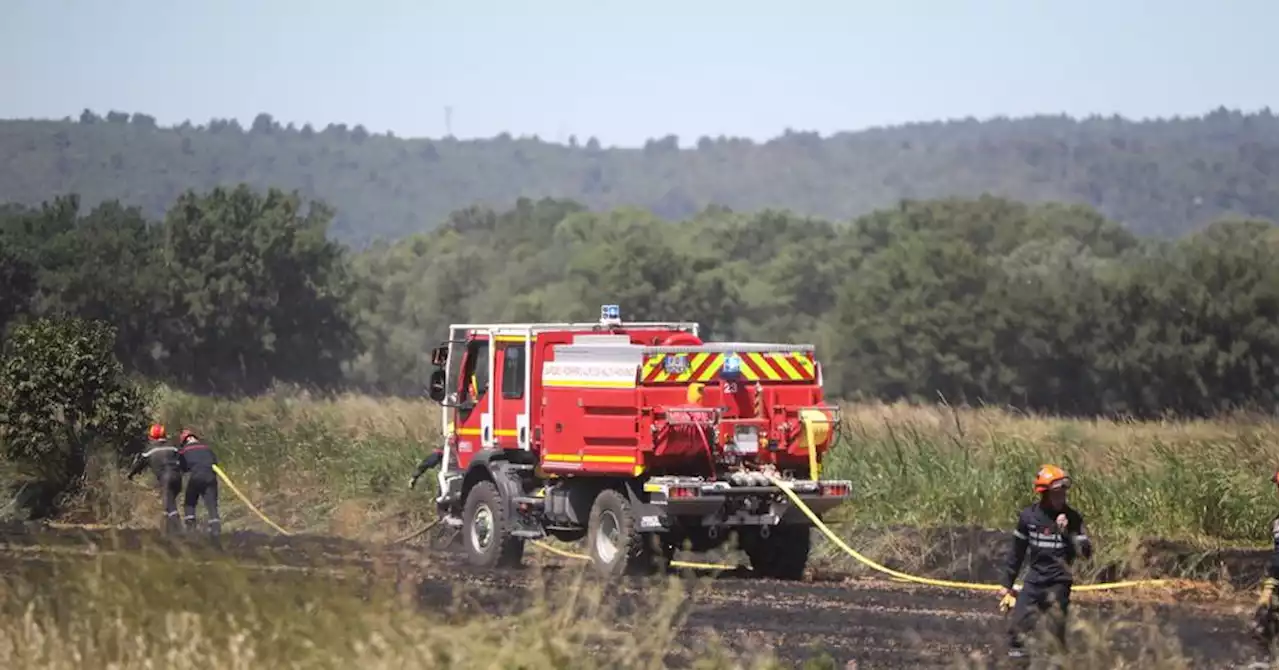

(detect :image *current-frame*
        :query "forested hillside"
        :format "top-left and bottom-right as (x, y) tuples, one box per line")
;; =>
(1, 188), (1274, 418)
(0, 107), (1275, 246)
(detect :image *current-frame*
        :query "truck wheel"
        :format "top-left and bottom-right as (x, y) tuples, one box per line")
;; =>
(586, 488), (656, 578)
(742, 524), (811, 581)
(462, 481), (524, 569)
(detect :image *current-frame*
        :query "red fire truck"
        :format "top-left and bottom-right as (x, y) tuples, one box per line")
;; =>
(425, 305), (851, 579)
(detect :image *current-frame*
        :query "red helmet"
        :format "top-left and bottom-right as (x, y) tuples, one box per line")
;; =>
(1272, 470), (1278, 485)
(178, 429), (198, 445)
(148, 424), (166, 441)
(1034, 465), (1071, 494)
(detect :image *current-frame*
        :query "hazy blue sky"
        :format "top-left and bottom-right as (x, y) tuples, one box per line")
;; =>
(3, 0), (1276, 147)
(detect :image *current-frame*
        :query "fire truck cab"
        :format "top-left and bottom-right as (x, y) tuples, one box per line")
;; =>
(424, 305), (852, 580)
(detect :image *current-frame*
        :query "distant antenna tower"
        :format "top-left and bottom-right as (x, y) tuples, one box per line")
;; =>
(445, 105), (454, 137)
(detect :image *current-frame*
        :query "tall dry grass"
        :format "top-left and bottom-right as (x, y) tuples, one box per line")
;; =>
(0, 539), (1250, 669)
(827, 401), (1277, 540)
(99, 387), (1275, 547)
(0, 541), (778, 669)
(27, 383), (1268, 601)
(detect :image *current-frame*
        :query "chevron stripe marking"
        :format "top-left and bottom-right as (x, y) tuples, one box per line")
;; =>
(642, 354), (664, 382)
(698, 354), (725, 381)
(769, 352), (803, 379)
(677, 352), (712, 383)
(792, 352), (815, 376)
(746, 352), (782, 381)
(638, 351), (815, 383)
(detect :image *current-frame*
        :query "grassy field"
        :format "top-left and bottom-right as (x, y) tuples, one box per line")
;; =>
(828, 402), (1277, 543)
(81, 386), (1275, 547)
(3, 386), (1275, 668)
(0, 546), (776, 670)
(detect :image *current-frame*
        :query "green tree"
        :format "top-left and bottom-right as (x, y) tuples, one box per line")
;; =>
(20, 200), (166, 375)
(0, 242), (36, 336)
(0, 318), (149, 519)
(159, 185), (360, 393)
(1093, 220), (1280, 416)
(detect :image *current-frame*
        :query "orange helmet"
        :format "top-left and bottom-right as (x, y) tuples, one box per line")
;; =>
(148, 424), (166, 441)
(1034, 464), (1071, 494)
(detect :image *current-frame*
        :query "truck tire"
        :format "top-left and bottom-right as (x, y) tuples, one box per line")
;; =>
(586, 488), (657, 578)
(742, 524), (811, 581)
(462, 481), (524, 569)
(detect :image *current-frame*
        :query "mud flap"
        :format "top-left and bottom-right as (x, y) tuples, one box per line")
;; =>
(624, 480), (670, 534)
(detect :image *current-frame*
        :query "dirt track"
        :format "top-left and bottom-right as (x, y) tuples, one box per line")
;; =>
(0, 523), (1272, 669)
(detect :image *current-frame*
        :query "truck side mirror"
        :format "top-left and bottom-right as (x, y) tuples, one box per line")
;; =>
(428, 369), (447, 403)
(430, 345), (449, 367)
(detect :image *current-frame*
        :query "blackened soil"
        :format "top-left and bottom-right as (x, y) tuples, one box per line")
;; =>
(824, 525), (1274, 590)
(0, 522), (1271, 669)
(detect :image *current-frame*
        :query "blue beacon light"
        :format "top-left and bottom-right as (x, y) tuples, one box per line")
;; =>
(600, 304), (622, 326)
(721, 352), (743, 381)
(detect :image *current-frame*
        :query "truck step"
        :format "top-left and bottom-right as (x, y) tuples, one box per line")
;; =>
(511, 529), (546, 539)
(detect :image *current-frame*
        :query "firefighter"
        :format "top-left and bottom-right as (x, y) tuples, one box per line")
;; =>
(1251, 470), (1279, 658)
(999, 464), (1094, 661)
(176, 429), (221, 541)
(408, 448), (444, 490)
(126, 423), (184, 534)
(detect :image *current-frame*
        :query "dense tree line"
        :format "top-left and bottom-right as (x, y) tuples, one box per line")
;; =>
(0, 188), (358, 394)
(1, 188), (1274, 417)
(0, 108), (1275, 246)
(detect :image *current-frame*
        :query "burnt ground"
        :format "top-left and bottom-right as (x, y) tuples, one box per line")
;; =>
(0, 522), (1273, 669)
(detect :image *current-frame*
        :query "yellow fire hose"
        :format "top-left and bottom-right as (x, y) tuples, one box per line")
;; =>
(765, 474), (1180, 594)
(47, 464), (1195, 595)
(211, 465), (293, 536)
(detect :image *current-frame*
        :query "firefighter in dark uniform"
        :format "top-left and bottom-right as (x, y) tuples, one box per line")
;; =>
(1251, 470), (1279, 661)
(999, 464), (1094, 661)
(127, 424), (184, 534)
(410, 370), (471, 491)
(408, 448), (444, 490)
(177, 429), (221, 541)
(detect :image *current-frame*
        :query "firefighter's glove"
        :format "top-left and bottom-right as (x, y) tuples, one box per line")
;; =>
(999, 589), (1017, 614)
(1258, 578), (1278, 607)
(408, 476), (419, 490)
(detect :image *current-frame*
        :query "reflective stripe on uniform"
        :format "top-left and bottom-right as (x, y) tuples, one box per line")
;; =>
(1029, 531), (1064, 549)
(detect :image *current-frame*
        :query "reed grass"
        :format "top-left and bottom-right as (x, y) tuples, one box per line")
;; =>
(0, 542), (774, 669)
(118, 386), (1277, 548)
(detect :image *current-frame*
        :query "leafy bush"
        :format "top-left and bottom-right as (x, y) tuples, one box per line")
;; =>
(0, 317), (149, 518)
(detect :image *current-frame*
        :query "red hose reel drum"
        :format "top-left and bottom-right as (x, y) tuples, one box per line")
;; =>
(660, 331), (703, 347)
